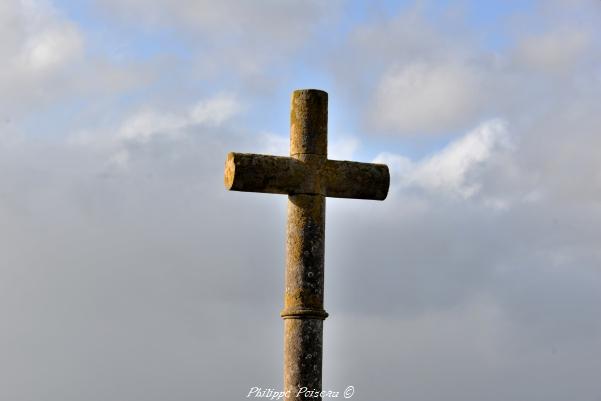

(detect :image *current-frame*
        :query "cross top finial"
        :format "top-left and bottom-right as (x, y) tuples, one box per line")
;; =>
(290, 89), (328, 157)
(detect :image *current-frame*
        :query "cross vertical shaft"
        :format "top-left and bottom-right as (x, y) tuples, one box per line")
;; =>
(281, 90), (329, 400)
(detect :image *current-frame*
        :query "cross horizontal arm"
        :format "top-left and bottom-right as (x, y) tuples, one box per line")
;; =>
(224, 152), (389, 200)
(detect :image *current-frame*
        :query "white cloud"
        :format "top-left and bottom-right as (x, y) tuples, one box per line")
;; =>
(376, 119), (512, 199)
(189, 94), (240, 127)
(20, 23), (82, 72)
(411, 119), (511, 197)
(515, 29), (591, 74)
(119, 94), (240, 143)
(119, 111), (187, 143)
(371, 61), (482, 134)
(373, 152), (414, 179)
(2, 0), (83, 77)
(0, 0), (158, 126)
(329, 137), (360, 161)
(255, 132), (288, 156)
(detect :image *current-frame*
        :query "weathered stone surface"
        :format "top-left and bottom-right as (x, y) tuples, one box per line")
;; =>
(224, 152), (307, 194)
(283, 319), (323, 401)
(290, 89), (328, 156)
(224, 89), (389, 401)
(281, 194), (327, 318)
(281, 195), (326, 401)
(225, 153), (389, 199)
(324, 159), (389, 200)
(283, 91), (328, 401)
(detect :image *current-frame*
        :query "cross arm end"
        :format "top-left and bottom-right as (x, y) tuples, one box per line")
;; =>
(224, 152), (305, 195)
(324, 159), (390, 200)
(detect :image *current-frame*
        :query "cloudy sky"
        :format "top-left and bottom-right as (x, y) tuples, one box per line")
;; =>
(2, 0), (601, 400)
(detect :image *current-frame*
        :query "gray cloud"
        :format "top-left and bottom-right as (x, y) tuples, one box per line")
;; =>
(1, 1), (601, 401)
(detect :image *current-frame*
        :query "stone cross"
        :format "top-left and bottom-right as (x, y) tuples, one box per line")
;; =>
(224, 89), (389, 401)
